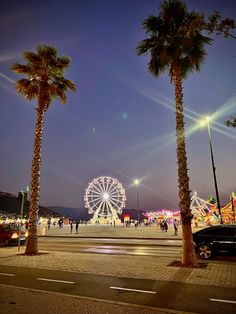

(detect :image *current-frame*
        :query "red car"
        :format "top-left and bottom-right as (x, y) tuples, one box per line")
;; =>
(0, 223), (28, 246)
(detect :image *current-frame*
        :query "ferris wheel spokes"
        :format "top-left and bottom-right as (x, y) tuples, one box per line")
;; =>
(84, 176), (126, 223)
(107, 180), (117, 193)
(108, 198), (120, 211)
(89, 198), (104, 211)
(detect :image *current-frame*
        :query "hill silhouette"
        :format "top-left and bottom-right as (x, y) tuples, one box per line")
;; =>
(0, 191), (146, 221)
(0, 191), (58, 217)
(48, 206), (145, 221)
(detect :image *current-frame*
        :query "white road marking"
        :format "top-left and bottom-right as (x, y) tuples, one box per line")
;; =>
(83, 247), (180, 256)
(110, 286), (156, 294)
(210, 298), (236, 304)
(37, 278), (75, 284)
(84, 248), (128, 254)
(0, 283), (163, 311)
(0, 272), (15, 277)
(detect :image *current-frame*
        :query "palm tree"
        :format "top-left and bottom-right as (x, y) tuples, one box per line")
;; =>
(225, 117), (236, 127)
(12, 45), (76, 255)
(136, 0), (212, 266)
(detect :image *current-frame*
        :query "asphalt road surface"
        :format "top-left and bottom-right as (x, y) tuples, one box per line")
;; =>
(37, 237), (236, 262)
(0, 265), (235, 314)
(38, 237), (182, 257)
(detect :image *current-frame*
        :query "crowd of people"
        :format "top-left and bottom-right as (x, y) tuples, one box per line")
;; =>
(70, 220), (79, 233)
(43, 217), (181, 235)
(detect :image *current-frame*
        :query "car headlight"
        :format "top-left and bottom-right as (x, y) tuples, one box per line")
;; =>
(11, 233), (18, 239)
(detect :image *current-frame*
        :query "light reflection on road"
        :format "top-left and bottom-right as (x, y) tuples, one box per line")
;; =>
(38, 238), (182, 257)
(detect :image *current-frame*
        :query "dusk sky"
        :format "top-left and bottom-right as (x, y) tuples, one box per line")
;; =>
(0, 0), (236, 211)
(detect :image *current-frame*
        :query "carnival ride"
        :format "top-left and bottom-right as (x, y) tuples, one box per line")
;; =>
(190, 191), (219, 224)
(84, 176), (126, 224)
(144, 191), (236, 225)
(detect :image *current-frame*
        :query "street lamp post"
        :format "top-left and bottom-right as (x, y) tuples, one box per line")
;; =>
(17, 186), (29, 251)
(231, 192), (235, 223)
(201, 116), (222, 224)
(18, 191), (25, 251)
(134, 179), (140, 222)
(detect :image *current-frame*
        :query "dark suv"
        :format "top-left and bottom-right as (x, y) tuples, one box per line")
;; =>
(192, 225), (236, 259)
(0, 223), (28, 246)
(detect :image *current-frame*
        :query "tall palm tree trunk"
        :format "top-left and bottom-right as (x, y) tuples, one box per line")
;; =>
(25, 103), (45, 255)
(173, 65), (197, 266)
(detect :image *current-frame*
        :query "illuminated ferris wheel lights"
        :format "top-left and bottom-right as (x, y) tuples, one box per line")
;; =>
(84, 176), (126, 217)
(103, 192), (109, 201)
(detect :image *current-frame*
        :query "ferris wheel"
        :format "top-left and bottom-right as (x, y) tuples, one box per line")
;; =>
(84, 176), (126, 221)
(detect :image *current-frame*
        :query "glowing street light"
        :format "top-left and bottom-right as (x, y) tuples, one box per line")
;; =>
(133, 179), (140, 222)
(200, 116), (222, 224)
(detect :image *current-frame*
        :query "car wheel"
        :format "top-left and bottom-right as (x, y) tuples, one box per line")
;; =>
(197, 244), (214, 259)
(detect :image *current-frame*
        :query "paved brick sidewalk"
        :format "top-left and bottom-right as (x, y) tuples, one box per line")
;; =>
(0, 246), (235, 288)
(0, 225), (235, 314)
(0, 224), (236, 288)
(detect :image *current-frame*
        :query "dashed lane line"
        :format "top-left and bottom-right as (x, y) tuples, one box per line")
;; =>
(37, 278), (75, 284)
(210, 298), (236, 304)
(110, 286), (156, 294)
(0, 272), (15, 276)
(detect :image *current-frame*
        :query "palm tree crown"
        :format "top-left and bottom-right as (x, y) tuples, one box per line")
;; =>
(12, 45), (76, 109)
(136, 0), (212, 80)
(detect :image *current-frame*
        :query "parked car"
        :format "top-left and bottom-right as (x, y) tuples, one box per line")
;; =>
(0, 223), (28, 246)
(193, 224), (236, 259)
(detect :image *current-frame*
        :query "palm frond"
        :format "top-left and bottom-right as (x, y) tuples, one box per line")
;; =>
(55, 56), (71, 69)
(136, 38), (157, 56)
(225, 117), (236, 127)
(37, 45), (57, 62)
(64, 79), (77, 92)
(23, 51), (41, 65)
(161, 0), (187, 28)
(11, 64), (30, 75)
(143, 15), (163, 34)
(53, 86), (67, 104)
(16, 79), (39, 100)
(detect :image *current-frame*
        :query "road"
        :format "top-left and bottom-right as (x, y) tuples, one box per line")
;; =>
(0, 265), (235, 314)
(37, 237), (183, 257)
(37, 237), (236, 262)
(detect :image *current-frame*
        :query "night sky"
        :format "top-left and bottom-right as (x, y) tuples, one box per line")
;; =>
(0, 0), (236, 211)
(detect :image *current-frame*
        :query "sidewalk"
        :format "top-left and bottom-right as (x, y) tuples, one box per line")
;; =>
(0, 225), (235, 314)
(0, 224), (235, 287)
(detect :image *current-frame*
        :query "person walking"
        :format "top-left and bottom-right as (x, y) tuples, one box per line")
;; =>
(70, 221), (73, 234)
(75, 221), (79, 233)
(163, 220), (168, 232)
(173, 219), (178, 235)
(160, 220), (164, 232)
